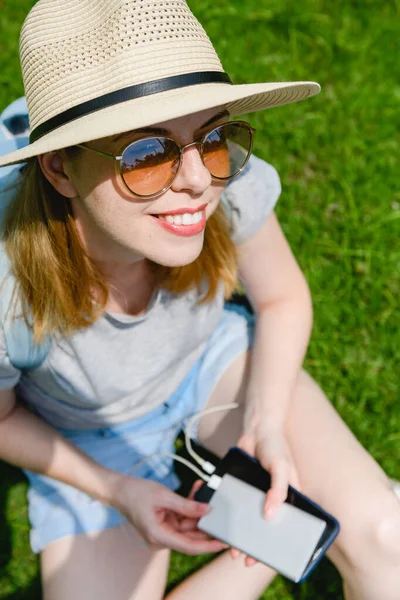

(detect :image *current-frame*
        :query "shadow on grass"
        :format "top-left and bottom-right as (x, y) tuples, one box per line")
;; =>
(4, 581), (42, 600)
(0, 461), (42, 600)
(284, 560), (343, 600)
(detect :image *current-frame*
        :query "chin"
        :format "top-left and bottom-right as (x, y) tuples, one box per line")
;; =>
(148, 240), (204, 268)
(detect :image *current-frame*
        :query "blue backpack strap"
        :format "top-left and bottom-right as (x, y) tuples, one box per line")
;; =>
(0, 97), (51, 371)
(0, 97), (30, 175)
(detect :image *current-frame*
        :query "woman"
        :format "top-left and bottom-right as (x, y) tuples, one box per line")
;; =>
(0, 1), (399, 599)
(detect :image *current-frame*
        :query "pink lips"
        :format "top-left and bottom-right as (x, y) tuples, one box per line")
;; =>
(150, 212), (206, 237)
(150, 203), (207, 237)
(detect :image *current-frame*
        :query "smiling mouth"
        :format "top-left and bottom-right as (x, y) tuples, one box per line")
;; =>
(150, 207), (207, 237)
(154, 209), (204, 225)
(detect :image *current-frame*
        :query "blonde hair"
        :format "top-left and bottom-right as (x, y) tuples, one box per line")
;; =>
(3, 158), (238, 342)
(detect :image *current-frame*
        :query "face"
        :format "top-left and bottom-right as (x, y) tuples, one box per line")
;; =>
(43, 108), (229, 269)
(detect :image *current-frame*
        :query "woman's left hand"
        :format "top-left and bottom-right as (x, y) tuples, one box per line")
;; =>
(239, 424), (300, 517)
(231, 423), (301, 566)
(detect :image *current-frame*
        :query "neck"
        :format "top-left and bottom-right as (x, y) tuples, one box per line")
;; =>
(98, 258), (157, 316)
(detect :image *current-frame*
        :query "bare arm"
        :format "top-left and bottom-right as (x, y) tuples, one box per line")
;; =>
(238, 211), (313, 431)
(236, 211), (313, 514)
(0, 388), (122, 505)
(0, 388), (225, 554)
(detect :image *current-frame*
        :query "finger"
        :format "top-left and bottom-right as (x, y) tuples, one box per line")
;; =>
(162, 491), (209, 519)
(184, 530), (217, 542)
(236, 434), (255, 456)
(264, 460), (289, 519)
(177, 517), (200, 532)
(158, 529), (229, 555)
(188, 479), (204, 500)
(156, 520), (228, 555)
(150, 511), (216, 547)
(164, 510), (182, 531)
(245, 556), (258, 567)
(230, 547), (241, 560)
(163, 511), (207, 537)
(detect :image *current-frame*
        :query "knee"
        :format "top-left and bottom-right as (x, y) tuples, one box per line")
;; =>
(372, 506), (400, 565)
(339, 497), (400, 571)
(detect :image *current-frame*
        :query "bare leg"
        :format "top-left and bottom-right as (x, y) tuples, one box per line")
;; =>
(196, 351), (400, 600)
(165, 551), (276, 600)
(285, 371), (400, 600)
(41, 523), (170, 600)
(41, 512), (275, 600)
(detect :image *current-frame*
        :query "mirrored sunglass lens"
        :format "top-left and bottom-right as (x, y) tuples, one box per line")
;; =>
(121, 138), (180, 196)
(203, 122), (252, 179)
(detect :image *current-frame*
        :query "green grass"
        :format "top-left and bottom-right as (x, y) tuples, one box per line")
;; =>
(1, 0), (400, 597)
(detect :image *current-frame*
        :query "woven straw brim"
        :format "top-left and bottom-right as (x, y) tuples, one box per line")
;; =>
(0, 80), (320, 167)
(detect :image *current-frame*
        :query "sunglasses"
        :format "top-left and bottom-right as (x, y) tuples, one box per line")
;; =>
(77, 120), (255, 198)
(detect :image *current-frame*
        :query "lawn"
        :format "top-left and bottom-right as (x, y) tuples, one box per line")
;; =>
(0, 0), (399, 598)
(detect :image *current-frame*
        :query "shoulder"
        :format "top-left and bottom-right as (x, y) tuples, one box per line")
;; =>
(221, 153), (282, 245)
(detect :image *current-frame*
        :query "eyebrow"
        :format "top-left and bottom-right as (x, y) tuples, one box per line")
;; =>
(113, 110), (230, 143)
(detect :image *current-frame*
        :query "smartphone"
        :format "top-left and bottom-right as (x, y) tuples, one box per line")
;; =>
(194, 447), (340, 583)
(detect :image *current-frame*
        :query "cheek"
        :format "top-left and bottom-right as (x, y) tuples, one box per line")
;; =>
(72, 178), (146, 241)
(206, 182), (226, 216)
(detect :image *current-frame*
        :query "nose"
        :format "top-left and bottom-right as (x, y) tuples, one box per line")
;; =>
(171, 143), (212, 196)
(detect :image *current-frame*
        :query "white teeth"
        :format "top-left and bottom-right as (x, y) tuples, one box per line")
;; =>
(157, 210), (204, 225)
(182, 213), (192, 225)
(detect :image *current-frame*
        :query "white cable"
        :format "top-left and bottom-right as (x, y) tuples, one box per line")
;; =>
(117, 402), (240, 549)
(208, 474), (222, 490)
(110, 403), (239, 450)
(119, 450), (210, 547)
(184, 403), (239, 473)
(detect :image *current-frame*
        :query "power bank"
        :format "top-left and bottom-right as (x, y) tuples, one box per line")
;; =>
(198, 473), (326, 582)
(194, 447), (340, 582)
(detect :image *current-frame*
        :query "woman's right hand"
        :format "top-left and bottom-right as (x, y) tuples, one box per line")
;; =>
(112, 475), (228, 555)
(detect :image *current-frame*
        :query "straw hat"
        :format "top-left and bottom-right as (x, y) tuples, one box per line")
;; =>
(0, 0), (320, 167)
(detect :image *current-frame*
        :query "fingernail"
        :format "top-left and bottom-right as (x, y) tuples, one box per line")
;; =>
(246, 559), (257, 567)
(264, 507), (274, 520)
